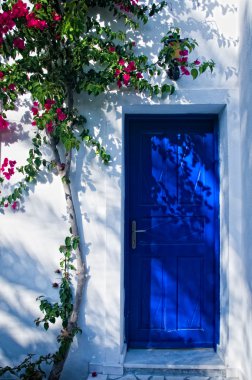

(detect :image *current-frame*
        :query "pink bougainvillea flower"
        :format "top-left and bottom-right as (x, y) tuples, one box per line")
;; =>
(46, 121), (54, 133)
(0, 71), (4, 79)
(9, 160), (16, 168)
(179, 49), (189, 57)
(26, 12), (48, 30)
(181, 66), (190, 76)
(114, 68), (121, 77)
(35, 3), (42, 10)
(57, 112), (67, 121)
(2, 158), (9, 168)
(136, 72), (143, 79)
(3, 172), (11, 180)
(8, 83), (16, 91)
(33, 101), (39, 107)
(4, 203), (8, 208)
(194, 59), (201, 65)
(123, 73), (130, 86)
(56, 108), (67, 121)
(0, 11), (15, 33)
(32, 121), (37, 126)
(108, 46), (116, 53)
(11, 0), (28, 18)
(0, 115), (9, 130)
(117, 79), (122, 88)
(13, 37), (25, 50)
(52, 12), (61, 21)
(177, 57), (188, 63)
(44, 98), (56, 111)
(31, 106), (39, 115)
(118, 58), (125, 66)
(128, 61), (136, 71)
(38, 20), (48, 30)
(125, 61), (136, 73)
(11, 201), (18, 210)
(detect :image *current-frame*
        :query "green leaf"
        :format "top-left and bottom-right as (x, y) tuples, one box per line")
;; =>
(44, 322), (49, 331)
(65, 237), (71, 248)
(191, 68), (198, 80)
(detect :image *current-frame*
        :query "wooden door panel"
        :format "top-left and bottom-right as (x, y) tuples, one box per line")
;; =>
(125, 115), (219, 348)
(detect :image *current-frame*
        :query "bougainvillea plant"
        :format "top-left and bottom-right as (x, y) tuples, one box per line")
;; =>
(0, 0), (214, 379)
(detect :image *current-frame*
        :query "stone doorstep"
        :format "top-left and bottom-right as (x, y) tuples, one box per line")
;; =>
(87, 375), (236, 380)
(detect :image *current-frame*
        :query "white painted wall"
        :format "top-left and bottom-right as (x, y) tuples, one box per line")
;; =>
(1, 1), (250, 379)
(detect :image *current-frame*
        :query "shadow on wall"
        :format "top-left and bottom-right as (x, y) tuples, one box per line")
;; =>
(0, 0), (242, 377)
(0, 241), (58, 366)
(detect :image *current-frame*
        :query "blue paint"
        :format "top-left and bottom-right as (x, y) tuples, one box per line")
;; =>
(124, 115), (219, 348)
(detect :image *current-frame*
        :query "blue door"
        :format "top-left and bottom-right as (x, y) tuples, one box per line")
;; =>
(125, 114), (219, 348)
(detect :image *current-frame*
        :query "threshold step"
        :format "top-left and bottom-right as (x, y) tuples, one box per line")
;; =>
(111, 377), (225, 380)
(123, 349), (226, 378)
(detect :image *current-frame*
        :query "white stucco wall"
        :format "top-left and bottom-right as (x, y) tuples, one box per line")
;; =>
(239, 0), (252, 379)
(1, 1), (250, 379)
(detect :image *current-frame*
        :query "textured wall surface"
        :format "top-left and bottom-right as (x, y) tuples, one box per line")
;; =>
(1, 1), (249, 379)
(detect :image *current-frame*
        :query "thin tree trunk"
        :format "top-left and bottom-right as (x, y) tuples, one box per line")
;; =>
(48, 87), (86, 380)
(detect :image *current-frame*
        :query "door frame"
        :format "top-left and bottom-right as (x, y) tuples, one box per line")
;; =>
(124, 113), (220, 349)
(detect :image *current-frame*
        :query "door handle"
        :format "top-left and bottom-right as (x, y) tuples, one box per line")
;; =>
(131, 220), (146, 250)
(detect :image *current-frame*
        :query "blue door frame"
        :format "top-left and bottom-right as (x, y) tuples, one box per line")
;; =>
(124, 114), (220, 349)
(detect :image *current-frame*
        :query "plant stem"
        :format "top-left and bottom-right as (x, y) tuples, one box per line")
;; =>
(48, 87), (86, 380)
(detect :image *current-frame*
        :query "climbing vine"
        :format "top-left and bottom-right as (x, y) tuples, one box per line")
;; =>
(0, 0), (214, 379)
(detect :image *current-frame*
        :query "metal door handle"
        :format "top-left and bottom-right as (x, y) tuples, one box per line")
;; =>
(132, 220), (146, 250)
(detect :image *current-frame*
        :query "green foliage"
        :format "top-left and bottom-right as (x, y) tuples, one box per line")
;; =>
(0, 353), (54, 379)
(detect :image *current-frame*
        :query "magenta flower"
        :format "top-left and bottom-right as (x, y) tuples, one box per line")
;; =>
(123, 73), (130, 85)
(117, 79), (122, 88)
(136, 72), (143, 79)
(56, 108), (67, 121)
(8, 83), (16, 91)
(179, 50), (189, 57)
(114, 68), (121, 77)
(35, 3), (42, 10)
(108, 46), (116, 53)
(11, 201), (18, 210)
(0, 115), (9, 130)
(0, 72), (4, 79)
(128, 61), (136, 71)
(33, 101), (39, 107)
(13, 37), (25, 50)
(11, 0), (28, 18)
(31, 106), (39, 115)
(44, 98), (56, 111)
(46, 121), (54, 133)
(177, 57), (188, 63)
(194, 59), (201, 65)
(181, 66), (190, 76)
(52, 12), (61, 21)
(9, 160), (16, 168)
(118, 58), (125, 66)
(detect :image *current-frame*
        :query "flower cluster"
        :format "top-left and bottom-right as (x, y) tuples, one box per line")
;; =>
(0, 115), (9, 130)
(0, 0), (57, 48)
(1, 158), (16, 180)
(26, 12), (48, 30)
(31, 99), (68, 134)
(116, 0), (139, 13)
(174, 49), (201, 76)
(115, 58), (143, 88)
(0, 0), (28, 46)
